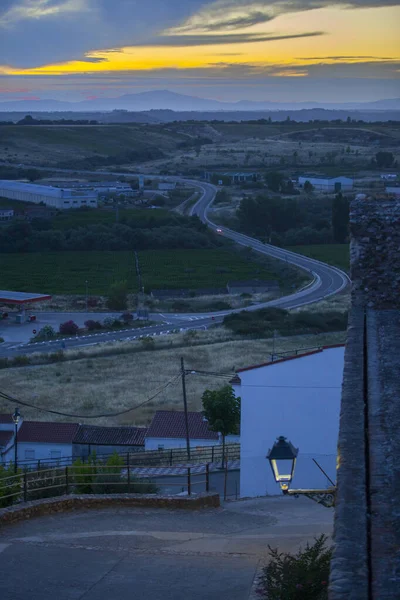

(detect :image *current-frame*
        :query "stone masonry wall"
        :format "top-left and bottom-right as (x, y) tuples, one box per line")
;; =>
(350, 197), (400, 309)
(330, 197), (400, 599)
(0, 493), (220, 527)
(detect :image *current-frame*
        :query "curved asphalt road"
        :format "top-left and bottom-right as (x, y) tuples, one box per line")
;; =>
(0, 169), (349, 358)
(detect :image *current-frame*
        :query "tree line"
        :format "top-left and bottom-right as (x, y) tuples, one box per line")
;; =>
(0, 217), (221, 253)
(236, 192), (349, 245)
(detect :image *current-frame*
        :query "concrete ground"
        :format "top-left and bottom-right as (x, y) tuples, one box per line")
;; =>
(0, 496), (333, 600)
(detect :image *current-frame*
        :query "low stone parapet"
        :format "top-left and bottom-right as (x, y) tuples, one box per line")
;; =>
(0, 492), (220, 527)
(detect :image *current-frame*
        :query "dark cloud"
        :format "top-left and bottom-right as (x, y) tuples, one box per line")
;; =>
(0, 0), (206, 68)
(141, 31), (324, 47)
(177, 11), (273, 31)
(79, 56), (109, 63)
(298, 56), (399, 60)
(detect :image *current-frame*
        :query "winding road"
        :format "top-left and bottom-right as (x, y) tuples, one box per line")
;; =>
(0, 171), (350, 358)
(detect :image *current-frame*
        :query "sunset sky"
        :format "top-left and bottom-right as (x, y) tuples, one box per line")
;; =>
(0, 0), (399, 104)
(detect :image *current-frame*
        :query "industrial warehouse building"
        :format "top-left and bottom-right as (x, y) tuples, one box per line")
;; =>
(0, 180), (98, 209)
(298, 176), (353, 192)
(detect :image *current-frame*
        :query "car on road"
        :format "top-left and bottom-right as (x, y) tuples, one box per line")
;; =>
(216, 228), (223, 234)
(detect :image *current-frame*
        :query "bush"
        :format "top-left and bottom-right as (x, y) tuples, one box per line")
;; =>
(72, 455), (98, 494)
(48, 350), (65, 363)
(84, 319), (103, 331)
(33, 325), (56, 341)
(12, 355), (31, 367)
(223, 308), (347, 337)
(59, 320), (79, 335)
(140, 336), (155, 350)
(0, 337), (4, 343)
(121, 312), (134, 323)
(257, 535), (332, 600)
(107, 280), (128, 311)
(0, 464), (22, 507)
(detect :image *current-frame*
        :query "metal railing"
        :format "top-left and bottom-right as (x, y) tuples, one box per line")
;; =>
(13, 443), (240, 471)
(0, 462), (215, 508)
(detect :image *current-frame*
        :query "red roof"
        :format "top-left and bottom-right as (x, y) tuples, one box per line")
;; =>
(236, 344), (346, 374)
(73, 425), (147, 446)
(17, 421), (79, 444)
(0, 431), (13, 447)
(0, 414), (14, 424)
(146, 411), (219, 440)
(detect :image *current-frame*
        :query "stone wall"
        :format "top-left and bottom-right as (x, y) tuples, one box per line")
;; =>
(350, 197), (400, 308)
(0, 493), (220, 527)
(330, 196), (400, 599)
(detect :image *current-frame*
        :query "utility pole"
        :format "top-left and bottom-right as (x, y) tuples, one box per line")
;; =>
(85, 280), (88, 311)
(181, 357), (191, 460)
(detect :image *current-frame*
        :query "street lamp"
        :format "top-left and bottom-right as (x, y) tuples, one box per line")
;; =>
(266, 436), (298, 493)
(12, 407), (21, 473)
(267, 436), (336, 508)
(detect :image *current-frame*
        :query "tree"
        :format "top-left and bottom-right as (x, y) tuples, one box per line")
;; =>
(106, 280), (128, 310)
(25, 168), (41, 182)
(214, 189), (231, 204)
(303, 180), (314, 194)
(265, 171), (285, 193)
(332, 193), (349, 243)
(375, 151), (394, 168)
(202, 385), (241, 468)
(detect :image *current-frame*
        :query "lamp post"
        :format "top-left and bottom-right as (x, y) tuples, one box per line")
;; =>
(12, 407), (21, 473)
(267, 436), (336, 508)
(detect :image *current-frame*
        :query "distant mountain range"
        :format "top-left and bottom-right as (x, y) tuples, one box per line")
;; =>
(1, 89), (399, 112)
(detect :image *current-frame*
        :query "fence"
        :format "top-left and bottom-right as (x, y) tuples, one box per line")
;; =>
(13, 443), (241, 471)
(0, 462), (217, 509)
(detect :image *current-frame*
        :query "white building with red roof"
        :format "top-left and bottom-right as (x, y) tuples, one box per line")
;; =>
(232, 345), (345, 498)
(3, 421), (79, 466)
(145, 410), (221, 451)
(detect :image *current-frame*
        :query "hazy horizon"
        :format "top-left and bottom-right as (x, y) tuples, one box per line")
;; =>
(0, 1), (399, 104)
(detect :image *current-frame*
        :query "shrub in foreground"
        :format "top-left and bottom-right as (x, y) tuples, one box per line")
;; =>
(59, 320), (79, 335)
(257, 535), (332, 600)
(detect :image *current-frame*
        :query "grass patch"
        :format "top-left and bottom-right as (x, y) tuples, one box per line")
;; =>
(0, 329), (346, 426)
(286, 244), (349, 271)
(0, 248), (288, 295)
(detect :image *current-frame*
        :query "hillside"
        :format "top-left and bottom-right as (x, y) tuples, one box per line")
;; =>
(0, 124), (189, 167)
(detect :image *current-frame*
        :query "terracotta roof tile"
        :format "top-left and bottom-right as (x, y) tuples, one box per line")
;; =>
(146, 411), (219, 440)
(17, 421), (79, 444)
(0, 414), (14, 424)
(73, 425), (147, 446)
(0, 431), (13, 447)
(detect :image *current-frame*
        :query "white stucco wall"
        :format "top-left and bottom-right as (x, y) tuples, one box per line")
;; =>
(237, 347), (345, 498)
(17, 442), (73, 464)
(145, 437), (218, 451)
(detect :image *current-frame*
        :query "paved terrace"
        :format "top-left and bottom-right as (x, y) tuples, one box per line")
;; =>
(330, 198), (400, 599)
(0, 497), (333, 600)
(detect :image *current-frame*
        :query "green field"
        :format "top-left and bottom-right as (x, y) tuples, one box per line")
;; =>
(0, 249), (280, 295)
(287, 244), (350, 271)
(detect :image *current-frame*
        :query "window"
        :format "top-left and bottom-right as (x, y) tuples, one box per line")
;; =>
(25, 449), (35, 460)
(50, 450), (61, 460)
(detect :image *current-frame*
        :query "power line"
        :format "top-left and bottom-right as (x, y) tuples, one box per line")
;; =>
(0, 374), (180, 419)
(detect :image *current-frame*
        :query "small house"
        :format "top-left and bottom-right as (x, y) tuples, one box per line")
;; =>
(73, 424), (147, 459)
(16, 421), (79, 465)
(145, 411), (219, 451)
